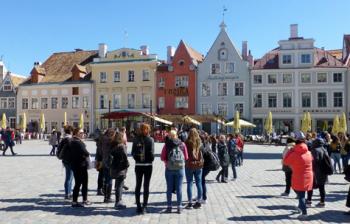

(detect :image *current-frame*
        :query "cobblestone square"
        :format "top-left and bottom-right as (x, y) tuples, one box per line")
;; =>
(0, 140), (349, 223)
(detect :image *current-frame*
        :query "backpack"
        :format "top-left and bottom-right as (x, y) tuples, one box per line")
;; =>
(228, 139), (238, 158)
(206, 150), (220, 171)
(187, 150), (204, 169)
(320, 149), (333, 175)
(167, 145), (185, 170)
(57, 138), (71, 161)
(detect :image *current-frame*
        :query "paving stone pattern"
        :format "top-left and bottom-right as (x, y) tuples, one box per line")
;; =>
(0, 140), (349, 223)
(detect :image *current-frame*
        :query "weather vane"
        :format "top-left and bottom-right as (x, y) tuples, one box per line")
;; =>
(123, 30), (128, 48)
(222, 6), (228, 22)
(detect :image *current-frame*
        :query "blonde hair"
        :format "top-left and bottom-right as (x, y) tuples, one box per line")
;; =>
(185, 128), (201, 158)
(169, 130), (177, 139)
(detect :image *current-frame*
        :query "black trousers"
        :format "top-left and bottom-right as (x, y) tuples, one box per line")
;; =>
(72, 167), (88, 202)
(135, 165), (153, 208)
(115, 176), (125, 204)
(307, 184), (326, 203)
(217, 166), (228, 181)
(284, 171), (292, 194)
(97, 169), (104, 190)
(3, 144), (15, 155)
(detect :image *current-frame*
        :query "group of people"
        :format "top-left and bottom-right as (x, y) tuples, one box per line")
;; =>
(281, 130), (350, 219)
(0, 127), (17, 156)
(55, 123), (245, 214)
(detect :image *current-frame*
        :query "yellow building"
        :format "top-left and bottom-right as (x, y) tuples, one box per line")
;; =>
(91, 44), (158, 129)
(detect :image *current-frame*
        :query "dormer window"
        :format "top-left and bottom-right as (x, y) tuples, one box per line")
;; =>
(282, 55), (292, 64)
(121, 51), (127, 57)
(301, 54), (311, 63)
(178, 60), (185, 66)
(3, 80), (12, 91)
(219, 48), (228, 60)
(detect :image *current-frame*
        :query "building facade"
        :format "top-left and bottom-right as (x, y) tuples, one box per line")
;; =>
(90, 44), (158, 129)
(17, 50), (97, 134)
(196, 22), (252, 134)
(251, 25), (348, 134)
(156, 40), (203, 115)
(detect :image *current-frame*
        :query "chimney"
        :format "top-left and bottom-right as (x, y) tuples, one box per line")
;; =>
(167, 46), (175, 64)
(98, 43), (107, 58)
(30, 64), (46, 83)
(242, 41), (248, 60)
(140, 45), (149, 55)
(290, 24), (298, 38)
(247, 50), (254, 68)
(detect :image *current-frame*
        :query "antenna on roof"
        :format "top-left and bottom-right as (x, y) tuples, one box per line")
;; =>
(123, 30), (128, 48)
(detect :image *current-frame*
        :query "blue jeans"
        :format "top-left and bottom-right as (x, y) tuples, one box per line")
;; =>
(295, 191), (307, 215)
(331, 153), (342, 172)
(165, 168), (184, 207)
(202, 169), (210, 200)
(230, 157), (237, 179)
(63, 162), (73, 196)
(185, 168), (203, 202)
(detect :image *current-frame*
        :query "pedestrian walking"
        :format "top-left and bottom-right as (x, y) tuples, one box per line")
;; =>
(283, 131), (313, 219)
(161, 130), (188, 214)
(281, 137), (296, 196)
(329, 135), (342, 173)
(131, 123), (155, 214)
(216, 134), (230, 183)
(201, 133), (214, 204)
(49, 130), (58, 156)
(227, 134), (238, 180)
(235, 134), (244, 166)
(2, 127), (16, 156)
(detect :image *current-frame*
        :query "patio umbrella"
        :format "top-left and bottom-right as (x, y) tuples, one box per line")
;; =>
(339, 112), (347, 134)
(307, 112), (312, 132)
(79, 113), (84, 129)
(301, 113), (308, 134)
(264, 111), (273, 134)
(233, 111), (241, 134)
(332, 115), (340, 135)
(40, 113), (45, 132)
(64, 112), (67, 126)
(1, 113), (6, 129)
(21, 113), (27, 131)
(322, 120), (328, 132)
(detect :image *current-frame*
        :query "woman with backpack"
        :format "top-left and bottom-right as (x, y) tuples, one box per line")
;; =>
(184, 128), (204, 210)
(110, 131), (129, 210)
(161, 130), (188, 214)
(216, 134), (230, 183)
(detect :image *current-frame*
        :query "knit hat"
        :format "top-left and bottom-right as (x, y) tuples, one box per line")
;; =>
(294, 131), (306, 140)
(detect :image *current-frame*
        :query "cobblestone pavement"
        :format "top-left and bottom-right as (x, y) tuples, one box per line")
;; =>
(0, 140), (349, 224)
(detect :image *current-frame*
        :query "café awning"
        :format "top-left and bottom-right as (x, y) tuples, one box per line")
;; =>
(225, 119), (256, 128)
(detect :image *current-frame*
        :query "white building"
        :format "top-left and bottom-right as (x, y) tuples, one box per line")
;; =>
(251, 24), (348, 134)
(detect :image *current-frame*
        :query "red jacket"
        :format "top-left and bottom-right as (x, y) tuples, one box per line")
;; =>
(235, 136), (244, 152)
(283, 142), (313, 191)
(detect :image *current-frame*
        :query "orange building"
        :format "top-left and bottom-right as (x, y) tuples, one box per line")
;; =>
(156, 41), (203, 115)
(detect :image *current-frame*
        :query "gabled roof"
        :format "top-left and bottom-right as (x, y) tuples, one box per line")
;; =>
(181, 40), (203, 65)
(253, 48), (279, 69)
(24, 50), (98, 84)
(327, 49), (342, 60)
(10, 74), (26, 87)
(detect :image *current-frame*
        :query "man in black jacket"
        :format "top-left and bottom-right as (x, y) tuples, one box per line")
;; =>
(131, 123), (154, 214)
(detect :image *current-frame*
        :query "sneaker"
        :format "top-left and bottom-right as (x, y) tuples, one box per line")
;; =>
(114, 203), (127, 210)
(280, 192), (289, 197)
(222, 180), (228, 183)
(104, 198), (113, 203)
(12, 153), (17, 156)
(185, 203), (193, 209)
(136, 207), (144, 215)
(83, 200), (92, 206)
(143, 206), (148, 214)
(315, 202), (325, 208)
(177, 207), (182, 214)
(193, 202), (201, 209)
(297, 214), (308, 220)
(72, 202), (84, 208)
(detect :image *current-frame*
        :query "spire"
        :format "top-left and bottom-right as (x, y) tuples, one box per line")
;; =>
(220, 21), (227, 31)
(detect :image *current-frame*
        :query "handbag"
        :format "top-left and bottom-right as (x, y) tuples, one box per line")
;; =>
(86, 156), (95, 170)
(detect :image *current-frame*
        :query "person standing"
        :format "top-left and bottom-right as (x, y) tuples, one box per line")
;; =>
(235, 134), (244, 166)
(281, 137), (296, 196)
(110, 131), (129, 209)
(120, 126), (129, 191)
(329, 135), (342, 173)
(49, 130), (58, 156)
(283, 131), (313, 219)
(94, 133), (104, 196)
(131, 123), (155, 214)
(201, 133), (213, 204)
(2, 127), (16, 156)
(100, 128), (115, 203)
(210, 135), (217, 154)
(227, 134), (238, 180)
(161, 130), (188, 214)
(216, 135), (230, 183)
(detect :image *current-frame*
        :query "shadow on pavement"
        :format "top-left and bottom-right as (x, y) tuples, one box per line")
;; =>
(252, 184), (284, 188)
(244, 152), (281, 160)
(236, 195), (277, 199)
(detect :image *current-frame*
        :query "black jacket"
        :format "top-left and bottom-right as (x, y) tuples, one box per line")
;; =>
(311, 146), (329, 186)
(217, 141), (230, 167)
(131, 134), (154, 164)
(66, 137), (90, 169)
(110, 143), (129, 179)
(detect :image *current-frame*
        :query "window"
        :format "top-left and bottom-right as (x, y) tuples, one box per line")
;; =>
(62, 97), (68, 109)
(159, 77), (165, 88)
(301, 54), (311, 63)
(201, 104), (212, 114)
(235, 103), (244, 114)
(175, 97), (188, 108)
(226, 63), (234, 73)
(253, 75), (262, 84)
(9, 118), (15, 129)
(82, 96), (89, 108)
(334, 92), (343, 107)
(234, 82), (244, 96)
(317, 92), (327, 107)
(282, 74), (292, 83)
(301, 73), (311, 83)
(158, 97), (165, 109)
(178, 60), (185, 66)
(142, 70), (150, 81)
(72, 97), (79, 108)
(51, 97), (58, 109)
(283, 93), (292, 108)
(175, 76), (188, 87)
(219, 49), (228, 60)
(268, 74), (277, 84)
(282, 55), (292, 64)
(211, 63), (220, 74)
(317, 73), (327, 83)
(201, 83), (211, 96)
(31, 98), (38, 109)
(253, 93), (262, 108)
(114, 71), (120, 82)
(217, 103), (228, 117)
(41, 98), (48, 109)
(72, 87), (79, 95)
(113, 94), (121, 109)
(268, 93), (277, 108)
(128, 71), (135, 82)
(128, 94), (135, 108)
(100, 72), (107, 83)
(0, 98), (7, 109)
(333, 73), (342, 83)
(3, 80), (11, 91)
(100, 95), (106, 109)
(22, 98), (28, 109)
(8, 98), (14, 109)
(301, 93), (311, 107)
(218, 82), (227, 96)
(142, 93), (151, 108)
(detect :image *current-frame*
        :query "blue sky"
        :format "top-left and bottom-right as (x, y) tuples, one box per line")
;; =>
(1, 0), (350, 76)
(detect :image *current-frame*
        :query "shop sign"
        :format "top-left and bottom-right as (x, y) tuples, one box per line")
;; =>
(163, 88), (189, 96)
